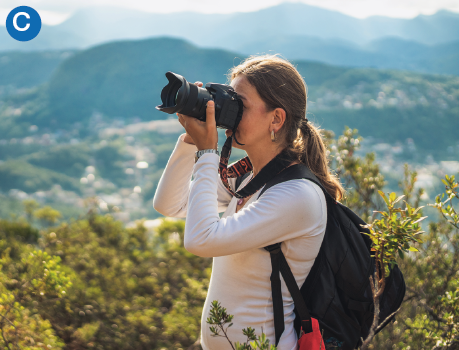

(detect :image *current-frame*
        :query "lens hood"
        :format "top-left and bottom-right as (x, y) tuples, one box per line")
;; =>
(155, 72), (188, 114)
(156, 71), (214, 120)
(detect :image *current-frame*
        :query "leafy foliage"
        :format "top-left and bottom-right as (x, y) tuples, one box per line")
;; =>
(33, 206), (62, 227)
(372, 174), (459, 350)
(43, 214), (210, 349)
(0, 127), (458, 350)
(360, 190), (423, 349)
(401, 175), (459, 349)
(0, 212), (212, 349)
(0, 246), (71, 349)
(326, 127), (386, 220)
(365, 191), (425, 274)
(434, 175), (459, 230)
(207, 300), (276, 350)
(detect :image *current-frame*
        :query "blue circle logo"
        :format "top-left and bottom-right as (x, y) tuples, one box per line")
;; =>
(6, 6), (41, 41)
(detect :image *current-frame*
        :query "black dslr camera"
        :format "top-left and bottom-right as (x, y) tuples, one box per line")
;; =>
(156, 72), (243, 130)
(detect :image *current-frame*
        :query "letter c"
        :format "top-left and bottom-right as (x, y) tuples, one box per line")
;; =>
(13, 12), (30, 32)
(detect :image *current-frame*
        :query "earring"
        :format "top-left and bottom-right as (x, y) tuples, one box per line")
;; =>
(271, 130), (276, 142)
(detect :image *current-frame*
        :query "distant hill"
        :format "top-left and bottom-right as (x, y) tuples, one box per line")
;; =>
(0, 3), (458, 52)
(13, 37), (458, 156)
(0, 50), (76, 89)
(37, 37), (241, 125)
(1, 36), (458, 86)
(235, 36), (459, 76)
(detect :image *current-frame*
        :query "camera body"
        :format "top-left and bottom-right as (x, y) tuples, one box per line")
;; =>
(156, 72), (243, 130)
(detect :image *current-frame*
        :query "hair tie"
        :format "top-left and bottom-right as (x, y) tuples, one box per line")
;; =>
(300, 118), (311, 135)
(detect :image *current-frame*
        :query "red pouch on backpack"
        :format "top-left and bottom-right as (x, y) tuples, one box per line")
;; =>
(298, 317), (325, 350)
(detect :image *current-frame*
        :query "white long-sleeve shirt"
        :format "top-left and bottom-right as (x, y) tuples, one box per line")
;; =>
(153, 134), (327, 350)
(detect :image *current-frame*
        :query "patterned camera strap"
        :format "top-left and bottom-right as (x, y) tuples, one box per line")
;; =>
(218, 135), (295, 199)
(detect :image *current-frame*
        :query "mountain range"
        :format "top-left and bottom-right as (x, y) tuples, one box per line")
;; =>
(0, 35), (457, 201)
(2, 4), (459, 51)
(1, 3), (459, 76)
(236, 35), (459, 76)
(3, 37), (456, 156)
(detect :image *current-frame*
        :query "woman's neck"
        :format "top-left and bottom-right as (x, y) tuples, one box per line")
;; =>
(245, 143), (300, 177)
(246, 144), (284, 177)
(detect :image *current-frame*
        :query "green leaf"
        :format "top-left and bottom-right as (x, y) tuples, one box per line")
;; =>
(393, 195), (405, 205)
(412, 216), (428, 224)
(390, 192), (396, 202)
(412, 206), (425, 215)
(378, 190), (389, 204)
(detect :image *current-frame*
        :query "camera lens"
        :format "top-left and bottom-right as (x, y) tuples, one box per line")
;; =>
(175, 90), (180, 103)
(156, 72), (244, 131)
(156, 72), (212, 121)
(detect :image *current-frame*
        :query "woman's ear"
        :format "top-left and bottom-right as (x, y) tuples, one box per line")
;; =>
(271, 107), (286, 133)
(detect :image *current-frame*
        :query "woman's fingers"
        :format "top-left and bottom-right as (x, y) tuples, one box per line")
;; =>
(177, 113), (194, 133)
(177, 113), (184, 127)
(175, 85), (218, 150)
(206, 101), (216, 130)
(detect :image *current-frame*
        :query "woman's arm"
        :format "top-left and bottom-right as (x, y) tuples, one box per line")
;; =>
(153, 134), (233, 218)
(184, 153), (327, 257)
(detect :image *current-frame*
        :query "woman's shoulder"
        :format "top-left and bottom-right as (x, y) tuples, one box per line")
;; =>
(250, 178), (327, 242)
(256, 178), (327, 225)
(259, 178), (326, 205)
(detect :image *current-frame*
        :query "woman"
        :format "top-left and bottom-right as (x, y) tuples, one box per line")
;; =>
(153, 55), (343, 350)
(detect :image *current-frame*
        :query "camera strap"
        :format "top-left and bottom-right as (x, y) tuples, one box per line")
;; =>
(218, 136), (295, 199)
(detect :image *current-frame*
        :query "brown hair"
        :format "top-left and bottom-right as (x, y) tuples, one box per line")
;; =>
(228, 55), (344, 201)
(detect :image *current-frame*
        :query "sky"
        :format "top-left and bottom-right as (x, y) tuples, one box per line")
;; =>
(1, 0), (459, 25)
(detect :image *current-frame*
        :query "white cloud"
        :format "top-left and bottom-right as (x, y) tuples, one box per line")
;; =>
(296, 0), (459, 18)
(0, 4), (71, 26)
(36, 10), (72, 25)
(1, 0), (458, 26)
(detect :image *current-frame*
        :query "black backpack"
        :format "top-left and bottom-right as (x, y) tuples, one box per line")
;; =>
(235, 164), (406, 350)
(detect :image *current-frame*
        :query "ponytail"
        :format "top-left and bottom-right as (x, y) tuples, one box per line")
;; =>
(293, 119), (344, 201)
(229, 55), (344, 201)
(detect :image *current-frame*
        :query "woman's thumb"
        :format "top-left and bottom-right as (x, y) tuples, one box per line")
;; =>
(206, 100), (216, 128)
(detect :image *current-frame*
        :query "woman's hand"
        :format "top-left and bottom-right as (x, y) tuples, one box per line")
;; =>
(177, 81), (218, 151)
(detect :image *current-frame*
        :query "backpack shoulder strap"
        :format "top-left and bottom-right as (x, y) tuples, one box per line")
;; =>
(265, 243), (314, 346)
(261, 164), (330, 345)
(258, 164), (334, 201)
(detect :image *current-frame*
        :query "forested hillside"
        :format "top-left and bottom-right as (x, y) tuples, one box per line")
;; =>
(0, 128), (457, 350)
(4, 37), (458, 156)
(0, 50), (75, 88)
(0, 36), (457, 224)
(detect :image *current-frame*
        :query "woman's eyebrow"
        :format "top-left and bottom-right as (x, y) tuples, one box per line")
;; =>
(237, 94), (247, 100)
